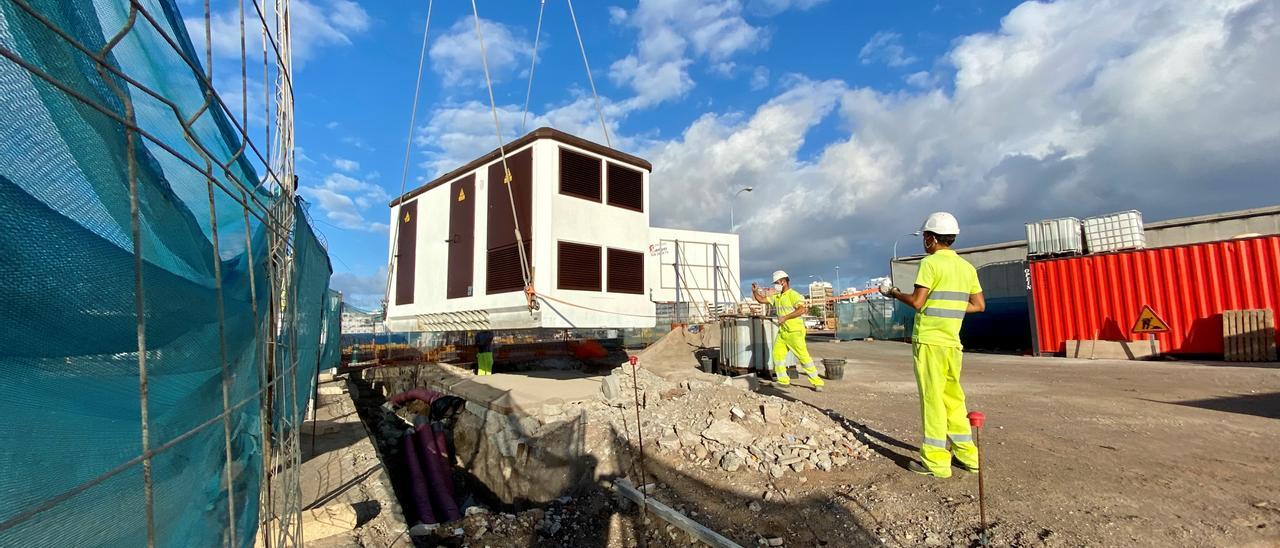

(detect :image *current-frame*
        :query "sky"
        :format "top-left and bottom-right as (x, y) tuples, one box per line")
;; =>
(187, 0), (1280, 309)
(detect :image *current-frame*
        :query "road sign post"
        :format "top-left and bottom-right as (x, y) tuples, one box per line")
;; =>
(1131, 305), (1170, 357)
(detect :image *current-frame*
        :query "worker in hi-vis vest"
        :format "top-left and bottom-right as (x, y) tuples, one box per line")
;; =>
(882, 212), (985, 478)
(752, 270), (825, 392)
(475, 330), (494, 376)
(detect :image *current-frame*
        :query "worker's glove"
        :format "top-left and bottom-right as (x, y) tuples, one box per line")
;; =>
(878, 281), (895, 297)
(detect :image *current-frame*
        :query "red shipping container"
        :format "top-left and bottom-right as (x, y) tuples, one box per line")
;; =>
(1030, 235), (1280, 356)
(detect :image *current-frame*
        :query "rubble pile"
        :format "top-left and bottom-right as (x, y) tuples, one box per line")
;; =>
(593, 364), (873, 478)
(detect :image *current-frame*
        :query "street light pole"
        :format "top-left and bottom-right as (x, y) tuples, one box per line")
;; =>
(892, 231), (923, 261)
(729, 186), (753, 232)
(835, 266), (840, 296)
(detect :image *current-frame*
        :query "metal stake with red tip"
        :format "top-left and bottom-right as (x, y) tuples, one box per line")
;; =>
(968, 411), (988, 545)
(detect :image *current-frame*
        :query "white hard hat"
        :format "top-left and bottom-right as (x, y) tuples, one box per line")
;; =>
(771, 270), (789, 283)
(920, 212), (960, 236)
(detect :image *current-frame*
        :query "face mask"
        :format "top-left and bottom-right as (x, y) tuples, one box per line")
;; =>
(773, 283), (783, 292)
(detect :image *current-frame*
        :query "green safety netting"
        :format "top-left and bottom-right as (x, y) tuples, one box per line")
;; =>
(0, 1), (332, 546)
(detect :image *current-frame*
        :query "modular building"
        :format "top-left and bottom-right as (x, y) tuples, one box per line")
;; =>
(889, 205), (1280, 353)
(384, 128), (741, 332)
(386, 128), (655, 331)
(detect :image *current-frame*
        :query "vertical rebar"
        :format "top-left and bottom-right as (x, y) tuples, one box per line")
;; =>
(629, 356), (649, 539)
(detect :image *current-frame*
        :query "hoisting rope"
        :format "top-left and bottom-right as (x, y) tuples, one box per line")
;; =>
(382, 0), (434, 312)
(520, 0), (547, 133)
(564, 0), (612, 147)
(470, 0), (537, 314)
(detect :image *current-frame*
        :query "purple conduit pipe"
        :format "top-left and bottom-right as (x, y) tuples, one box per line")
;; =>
(432, 424), (458, 501)
(401, 430), (437, 525)
(415, 424), (461, 522)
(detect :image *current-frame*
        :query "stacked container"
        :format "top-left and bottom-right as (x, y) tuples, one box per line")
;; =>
(1025, 217), (1085, 257)
(1083, 210), (1145, 253)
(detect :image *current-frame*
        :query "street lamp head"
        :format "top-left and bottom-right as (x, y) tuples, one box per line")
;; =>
(744, 186), (753, 192)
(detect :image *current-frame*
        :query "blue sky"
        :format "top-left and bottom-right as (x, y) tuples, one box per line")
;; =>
(189, 0), (1280, 309)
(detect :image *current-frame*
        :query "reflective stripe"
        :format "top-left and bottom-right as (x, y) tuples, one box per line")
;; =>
(948, 433), (973, 443)
(929, 290), (970, 302)
(923, 307), (966, 319)
(923, 437), (948, 448)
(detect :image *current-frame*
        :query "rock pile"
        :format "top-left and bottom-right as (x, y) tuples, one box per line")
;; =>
(593, 364), (872, 478)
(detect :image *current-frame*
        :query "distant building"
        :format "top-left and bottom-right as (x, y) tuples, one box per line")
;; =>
(341, 308), (385, 334)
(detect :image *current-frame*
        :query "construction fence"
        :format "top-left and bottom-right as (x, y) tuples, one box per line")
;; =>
(0, 0), (335, 546)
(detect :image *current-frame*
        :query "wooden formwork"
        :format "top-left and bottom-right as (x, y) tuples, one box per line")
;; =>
(1222, 309), (1277, 362)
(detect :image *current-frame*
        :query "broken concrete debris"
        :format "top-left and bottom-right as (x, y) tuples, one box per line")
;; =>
(589, 363), (872, 479)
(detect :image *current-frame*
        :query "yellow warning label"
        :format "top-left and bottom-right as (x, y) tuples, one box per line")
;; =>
(458, 188), (466, 201)
(1131, 305), (1170, 334)
(403, 212), (411, 223)
(503, 168), (512, 184)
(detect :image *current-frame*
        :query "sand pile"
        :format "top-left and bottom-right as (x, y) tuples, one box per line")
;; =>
(633, 325), (721, 379)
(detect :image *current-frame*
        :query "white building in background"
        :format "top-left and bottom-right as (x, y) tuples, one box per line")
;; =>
(341, 308), (387, 334)
(808, 281), (833, 299)
(646, 227), (741, 311)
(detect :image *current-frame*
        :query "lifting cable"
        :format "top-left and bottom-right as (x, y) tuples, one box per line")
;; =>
(382, 0), (434, 310)
(520, 0), (547, 133)
(470, 0), (537, 314)
(564, 0), (612, 147)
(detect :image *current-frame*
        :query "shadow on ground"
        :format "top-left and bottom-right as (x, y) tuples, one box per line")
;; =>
(1147, 391), (1280, 419)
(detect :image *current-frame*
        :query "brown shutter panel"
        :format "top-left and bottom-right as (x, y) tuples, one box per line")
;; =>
(558, 241), (602, 291)
(559, 147), (602, 201)
(446, 175), (475, 299)
(607, 248), (645, 294)
(487, 149), (533, 294)
(394, 200), (417, 305)
(606, 162), (643, 212)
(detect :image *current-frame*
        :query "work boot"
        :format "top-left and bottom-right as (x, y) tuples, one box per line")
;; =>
(953, 459), (979, 474)
(812, 385), (823, 392)
(907, 461), (949, 478)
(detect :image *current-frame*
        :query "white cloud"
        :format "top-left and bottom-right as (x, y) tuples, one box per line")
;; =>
(750, 66), (770, 90)
(326, 121), (340, 129)
(746, 0), (829, 16)
(333, 158), (359, 172)
(414, 97), (635, 178)
(608, 6), (629, 25)
(188, 0), (370, 68)
(609, 0), (772, 108)
(330, 267), (389, 309)
(859, 31), (918, 67)
(300, 173), (390, 232)
(429, 17), (533, 87)
(640, 0), (1280, 284)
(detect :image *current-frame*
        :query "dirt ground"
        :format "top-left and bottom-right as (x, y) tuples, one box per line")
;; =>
(712, 339), (1280, 547)
(318, 338), (1280, 547)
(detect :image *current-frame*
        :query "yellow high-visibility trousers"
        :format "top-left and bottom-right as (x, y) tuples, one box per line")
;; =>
(772, 330), (824, 387)
(477, 352), (494, 376)
(912, 343), (977, 477)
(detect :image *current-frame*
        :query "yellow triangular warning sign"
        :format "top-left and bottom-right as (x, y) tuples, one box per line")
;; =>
(403, 212), (411, 223)
(458, 188), (466, 201)
(1131, 305), (1170, 334)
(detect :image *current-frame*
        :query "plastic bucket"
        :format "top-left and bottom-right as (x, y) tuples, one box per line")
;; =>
(822, 358), (846, 380)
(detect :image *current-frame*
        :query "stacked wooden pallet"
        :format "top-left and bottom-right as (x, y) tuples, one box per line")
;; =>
(1222, 309), (1277, 362)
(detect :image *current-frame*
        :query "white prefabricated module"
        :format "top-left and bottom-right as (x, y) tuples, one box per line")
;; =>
(1025, 217), (1084, 256)
(1083, 210), (1145, 253)
(646, 227), (741, 320)
(386, 128), (656, 331)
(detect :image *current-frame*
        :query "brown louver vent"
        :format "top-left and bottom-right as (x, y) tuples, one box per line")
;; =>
(560, 147), (601, 201)
(607, 248), (644, 294)
(486, 242), (530, 295)
(558, 241), (602, 291)
(607, 162), (643, 212)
